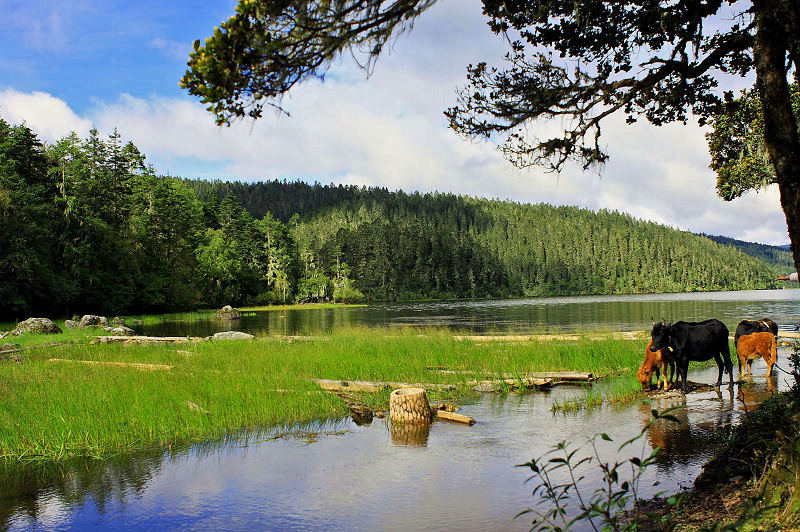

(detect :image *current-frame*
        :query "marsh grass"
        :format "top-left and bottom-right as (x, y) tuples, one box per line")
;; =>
(126, 311), (217, 326)
(0, 327), (648, 462)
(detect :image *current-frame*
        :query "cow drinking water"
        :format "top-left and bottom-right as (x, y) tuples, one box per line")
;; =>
(637, 339), (675, 391)
(649, 319), (733, 392)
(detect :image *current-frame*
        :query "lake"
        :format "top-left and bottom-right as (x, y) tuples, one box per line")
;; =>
(2, 289), (798, 530)
(141, 288), (800, 337)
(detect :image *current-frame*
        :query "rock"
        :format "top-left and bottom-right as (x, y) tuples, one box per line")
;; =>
(104, 326), (136, 336)
(64, 320), (79, 329)
(215, 305), (241, 320)
(11, 318), (62, 335)
(71, 315), (81, 322)
(79, 315), (109, 328)
(111, 316), (125, 326)
(210, 331), (254, 340)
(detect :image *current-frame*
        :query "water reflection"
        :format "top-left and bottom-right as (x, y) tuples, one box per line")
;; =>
(140, 289), (800, 338)
(390, 423), (430, 446)
(737, 376), (778, 412)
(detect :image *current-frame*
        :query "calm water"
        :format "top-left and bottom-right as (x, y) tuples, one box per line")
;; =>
(141, 289), (800, 337)
(1, 367), (788, 531)
(3, 290), (798, 530)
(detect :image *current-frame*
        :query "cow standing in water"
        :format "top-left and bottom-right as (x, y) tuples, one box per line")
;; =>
(649, 319), (734, 392)
(734, 318), (778, 348)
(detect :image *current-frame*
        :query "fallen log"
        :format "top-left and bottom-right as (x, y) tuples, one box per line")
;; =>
(314, 379), (458, 392)
(47, 358), (174, 371)
(92, 335), (196, 344)
(314, 377), (553, 393)
(426, 369), (594, 382)
(434, 410), (476, 425)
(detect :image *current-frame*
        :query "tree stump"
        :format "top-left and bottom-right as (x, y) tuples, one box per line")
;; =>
(389, 387), (433, 424)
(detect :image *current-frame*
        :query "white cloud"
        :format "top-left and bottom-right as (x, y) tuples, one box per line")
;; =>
(0, 88), (92, 140)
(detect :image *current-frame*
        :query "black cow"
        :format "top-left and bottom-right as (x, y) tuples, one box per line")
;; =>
(650, 319), (733, 392)
(734, 318), (778, 348)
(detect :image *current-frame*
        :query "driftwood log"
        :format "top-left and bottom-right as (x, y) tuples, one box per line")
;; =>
(389, 388), (433, 424)
(47, 358), (175, 371)
(92, 336), (197, 344)
(426, 369), (594, 382)
(314, 377), (554, 393)
(433, 410), (476, 425)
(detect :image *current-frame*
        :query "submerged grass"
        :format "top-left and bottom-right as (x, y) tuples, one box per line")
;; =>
(0, 327), (648, 462)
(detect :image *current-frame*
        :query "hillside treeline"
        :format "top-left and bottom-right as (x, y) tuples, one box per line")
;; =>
(0, 120), (779, 319)
(703, 234), (794, 273)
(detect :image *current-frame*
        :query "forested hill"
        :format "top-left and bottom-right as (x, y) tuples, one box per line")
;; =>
(0, 119), (780, 319)
(185, 179), (779, 299)
(701, 234), (794, 273)
(183, 178), (364, 222)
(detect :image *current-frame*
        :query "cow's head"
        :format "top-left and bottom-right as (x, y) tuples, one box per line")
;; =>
(650, 320), (672, 352)
(637, 364), (653, 390)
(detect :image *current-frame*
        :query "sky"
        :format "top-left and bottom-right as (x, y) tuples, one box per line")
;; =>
(0, 0), (790, 245)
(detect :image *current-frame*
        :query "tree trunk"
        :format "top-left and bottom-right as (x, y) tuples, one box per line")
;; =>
(754, 1), (800, 272)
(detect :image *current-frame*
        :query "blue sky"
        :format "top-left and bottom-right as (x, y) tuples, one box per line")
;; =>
(0, 0), (791, 245)
(2, 0), (235, 112)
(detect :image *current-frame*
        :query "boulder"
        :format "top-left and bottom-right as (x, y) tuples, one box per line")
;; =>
(215, 305), (241, 320)
(80, 315), (109, 328)
(64, 320), (79, 329)
(104, 326), (136, 336)
(210, 331), (254, 340)
(111, 316), (125, 326)
(11, 318), (62, 335)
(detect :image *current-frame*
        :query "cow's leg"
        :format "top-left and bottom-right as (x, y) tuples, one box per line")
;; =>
(654, 366), (661, 389)
(713, 354), (724, 386)
(680, 362), (689, 392)
(666, 362), (674, 390)
(763, 354), (774, 377)
(724, 347), (734, 386)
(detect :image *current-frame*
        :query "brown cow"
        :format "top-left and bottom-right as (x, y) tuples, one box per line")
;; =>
(637, 339), (675, 391)
(737, 331), (777, 377)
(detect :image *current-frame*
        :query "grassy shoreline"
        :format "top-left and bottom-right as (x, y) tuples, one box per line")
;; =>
(0, 327), (646, 463)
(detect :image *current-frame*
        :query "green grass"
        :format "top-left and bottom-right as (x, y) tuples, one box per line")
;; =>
(0, 327), (648, 462)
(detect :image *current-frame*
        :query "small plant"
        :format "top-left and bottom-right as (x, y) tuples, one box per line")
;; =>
(517, 406), (684, 531)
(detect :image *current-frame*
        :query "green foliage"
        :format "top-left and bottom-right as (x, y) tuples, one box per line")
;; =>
(707, 83), (800, 201)
(703, 233), (795, 274)
(179, 0), (435, 124)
